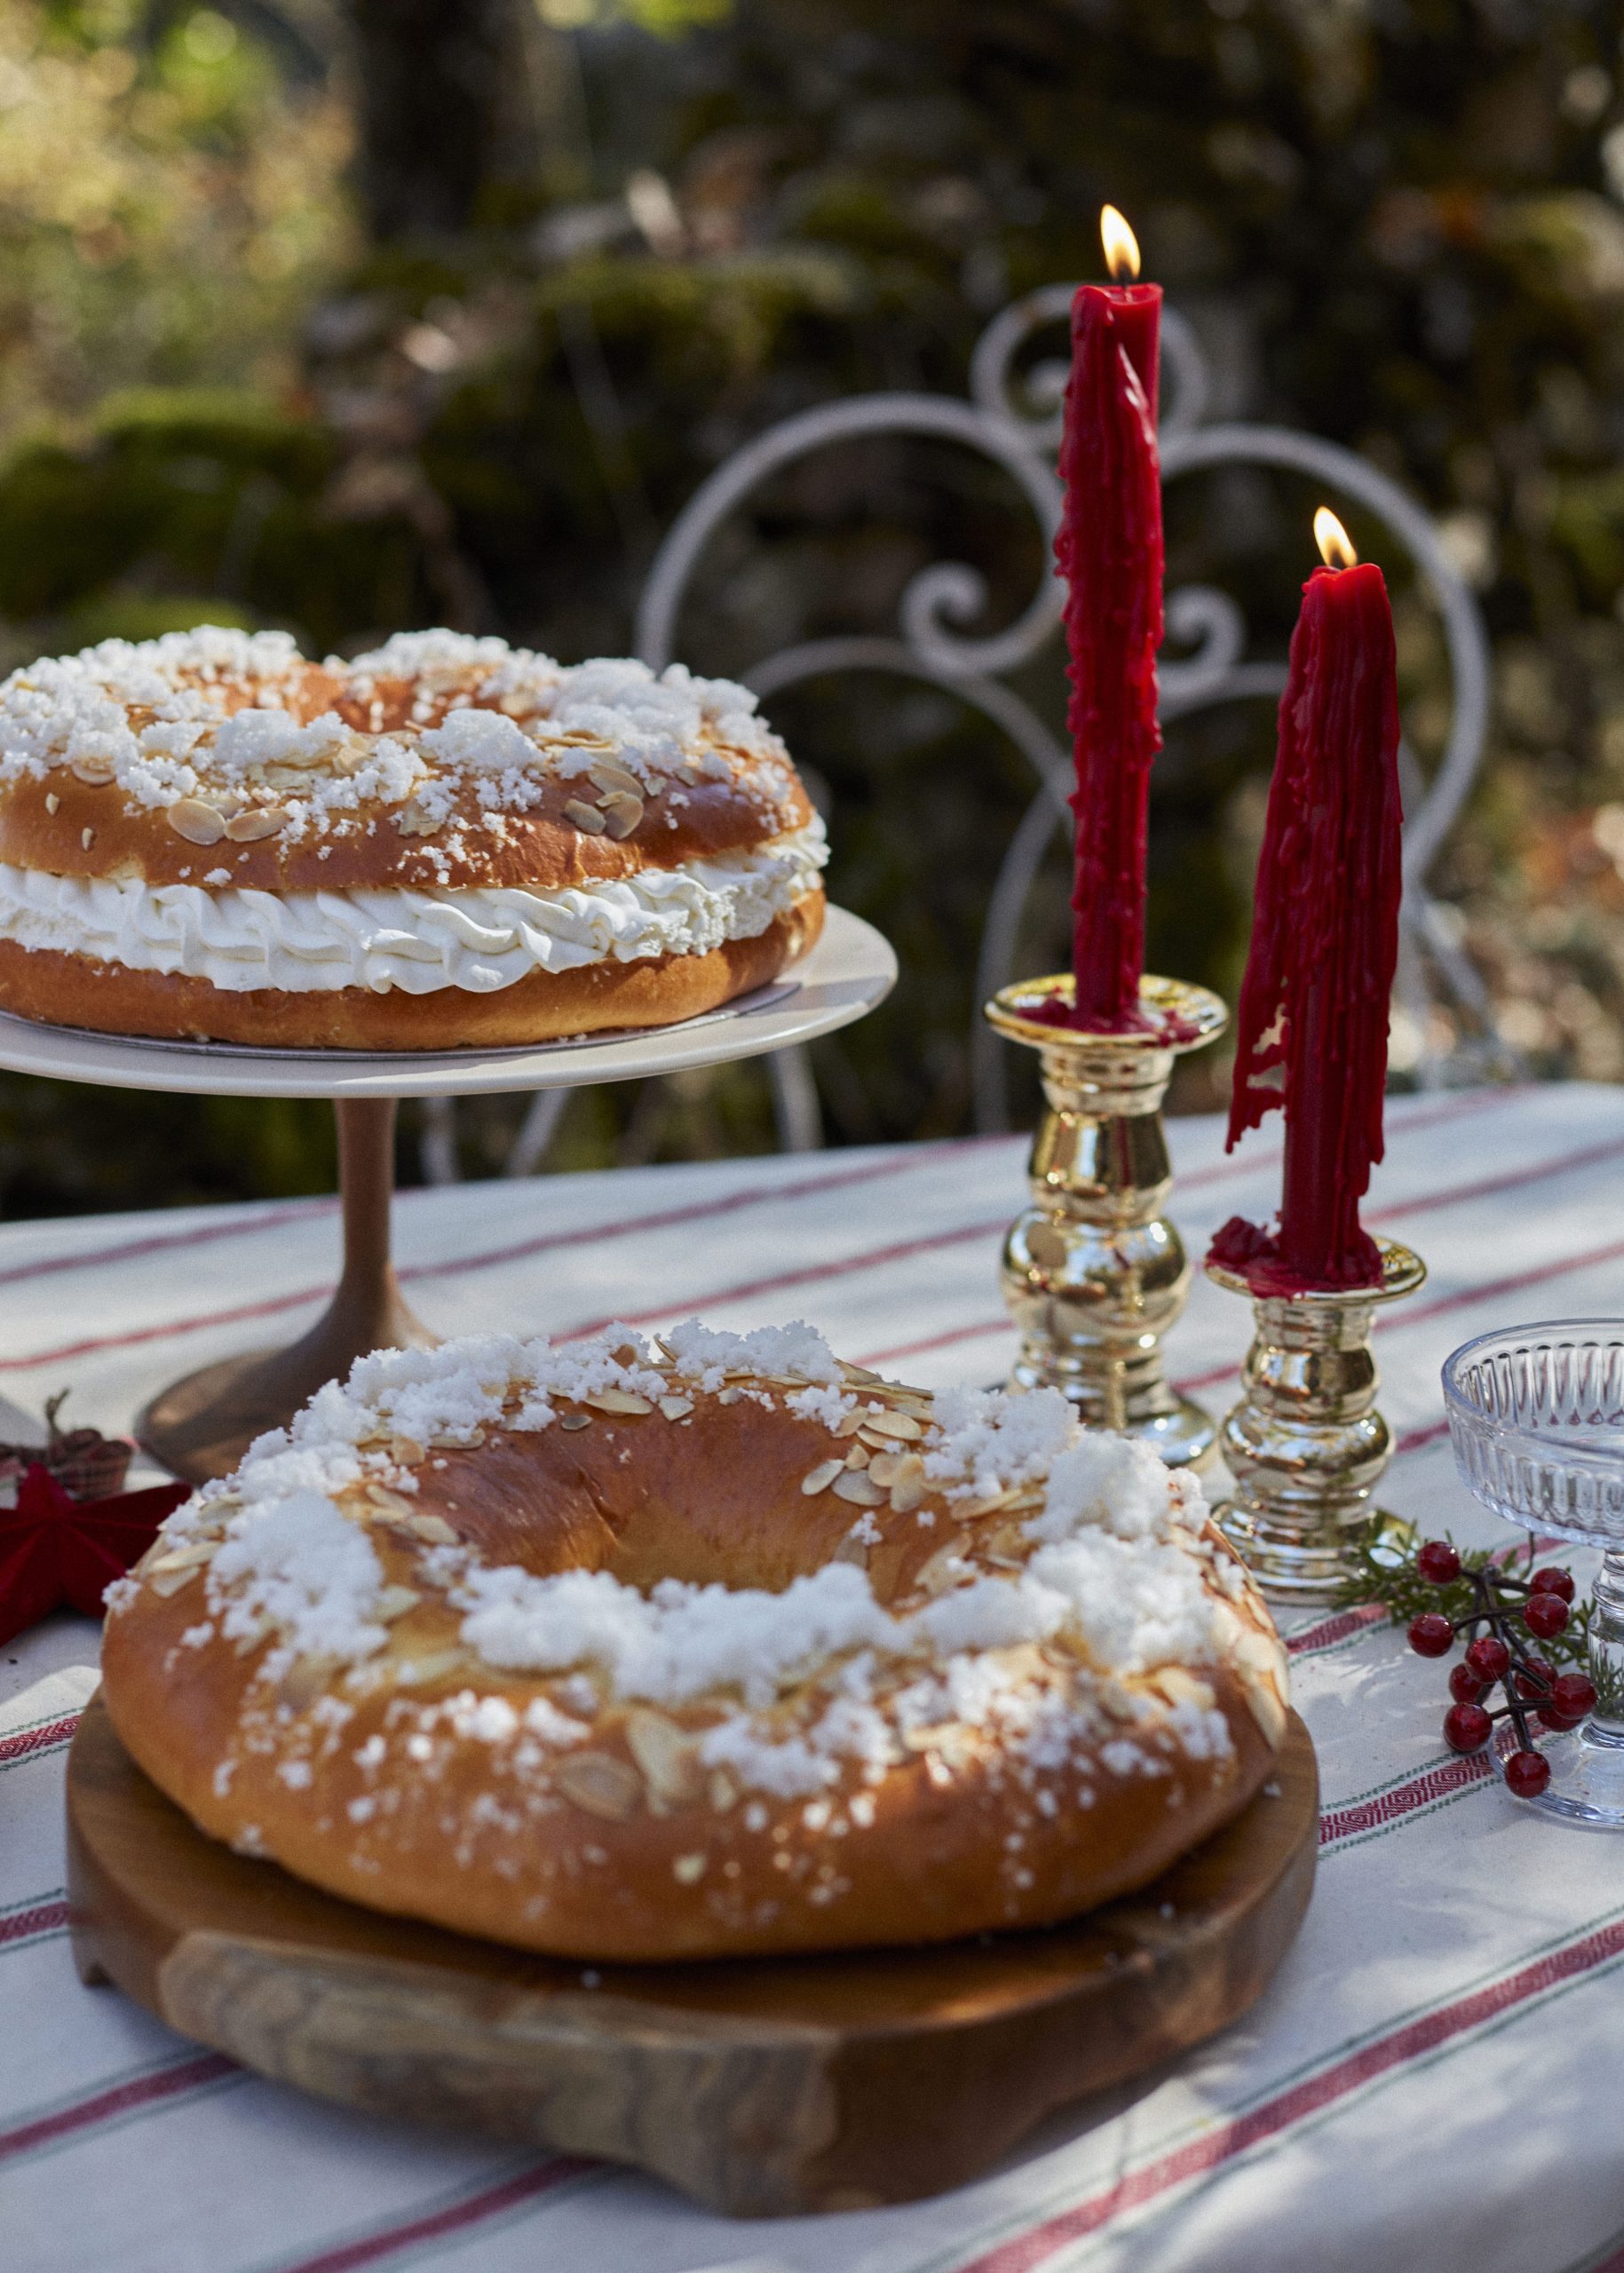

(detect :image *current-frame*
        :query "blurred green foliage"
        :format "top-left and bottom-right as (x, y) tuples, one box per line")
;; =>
(4, 0), (1624, 1212)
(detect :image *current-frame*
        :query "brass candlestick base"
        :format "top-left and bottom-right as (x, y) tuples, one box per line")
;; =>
(1206, 1238), (1427, 1604)
(984, 973), (1229, 1468)
(139, 1098), (435, 1488)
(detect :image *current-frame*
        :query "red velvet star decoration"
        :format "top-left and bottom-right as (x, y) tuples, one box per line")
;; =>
(0, 1462), (190, 1647)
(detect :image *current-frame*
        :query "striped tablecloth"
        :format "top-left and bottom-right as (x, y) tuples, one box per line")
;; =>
(7, 1079), (1624, 2273)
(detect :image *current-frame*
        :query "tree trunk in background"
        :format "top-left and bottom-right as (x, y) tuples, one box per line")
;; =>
(345, 0), (533, 240)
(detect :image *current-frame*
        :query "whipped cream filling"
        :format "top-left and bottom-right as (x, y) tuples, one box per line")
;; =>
(0, 821), (827, 996)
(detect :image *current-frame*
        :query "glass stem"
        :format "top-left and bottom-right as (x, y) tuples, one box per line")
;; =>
(1588, 1548), (1624, 1743)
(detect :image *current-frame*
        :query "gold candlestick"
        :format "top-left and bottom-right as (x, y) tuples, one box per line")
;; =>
(984, 973), (1229, 1468)
(1205, 1238), (1426, 1603)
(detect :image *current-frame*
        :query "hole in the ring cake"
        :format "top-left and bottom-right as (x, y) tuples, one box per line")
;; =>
(414, 1410), (928, 1607)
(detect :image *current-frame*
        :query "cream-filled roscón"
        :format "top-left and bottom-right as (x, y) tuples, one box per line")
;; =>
(0, 628), (827, 1048)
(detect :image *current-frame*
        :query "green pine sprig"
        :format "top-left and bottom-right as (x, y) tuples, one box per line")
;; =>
(1333, 1532), (1594, 1674)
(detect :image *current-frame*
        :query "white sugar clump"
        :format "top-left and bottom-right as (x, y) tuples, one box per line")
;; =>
(459, 1561), (893, 1710)
(922, 1384), (1077, 1501)
(1024, 1431), (1173, 1545)
(207, 1489), (387, 1665)
(661, 1318), (842, 1393)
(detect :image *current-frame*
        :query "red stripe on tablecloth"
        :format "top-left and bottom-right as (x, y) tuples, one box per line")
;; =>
(0, 2052), (235, 2163)
(1287, 1604), (1388, 1657)
(0, 1092), (1537, 1377)
(0, 1714), (80, 1766)
(0, 1898), (67, 1948)
(0, 1200), (336, 1291)
(0, 1146), (1001, 1375)
(865, 1138), (1624, 1383)
(1319, 1754), (1493, 1845)
(951, 1912), (1624, 2273)
(1367, 1131), (1624, 1226)
(273, 2159), (592, 2273)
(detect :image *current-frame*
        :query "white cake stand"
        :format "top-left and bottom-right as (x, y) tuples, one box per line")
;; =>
(0, 907), (895, 1482)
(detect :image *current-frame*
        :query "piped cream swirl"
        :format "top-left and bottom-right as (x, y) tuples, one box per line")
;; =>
(0, 822), (826, 997)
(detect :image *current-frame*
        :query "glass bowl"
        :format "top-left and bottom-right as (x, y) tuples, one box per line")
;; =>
(1442, 1320), (1624, 1827)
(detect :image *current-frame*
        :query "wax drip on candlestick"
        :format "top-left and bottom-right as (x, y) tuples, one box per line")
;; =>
(1208, 508), (1403, 1296)
(1030, 203), (1166, 1036)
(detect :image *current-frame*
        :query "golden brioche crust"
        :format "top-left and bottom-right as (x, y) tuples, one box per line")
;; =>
(0, 894), (823, 1049)
(103, 1330), (1290, 1962)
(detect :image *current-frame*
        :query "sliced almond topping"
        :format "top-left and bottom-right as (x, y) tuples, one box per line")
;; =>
(44, 792), (59, 814)
(866, 1451), (908, 1489)
(717, 1385), (742, 1406)
(394, 799), (442, 837)
(672, 1851), (707, 1884)
(860, 1407), (923, 1442)
(224, 805), (289, 843)
(885, 1454), (928, 1515)
(831, 1532), (869, 1565)
(376, 1585), (422, 1623)
(599, 792), (644, 840)
(81, 828), (95, 851)
(563, 797), (607, 835)
(709, 1769), (737, 1811)
(400, 1510), (459, 1546)
(430, 1428), (485, 1449)
(145, 1538), (214, 1575)
(364, 1482), (416, 1516)
(389, 1436), (425, 1467)
(555, 1750), (643, 1820)
(147, 1556), (205, 1596)
(832, 1469), (886, 1507)
(559, 1411), (593, 1431)
(584, 1389), (654, 1415)
(392, 1647), (471, 1684)
(658, 1394), (694, 1420)
(278, 1655), (338, 1710)
(914, 1543), (971, 1597)
(624, 1707), (701, 1806)
(801, 1457), (845, 1496)
(844, 1444), (870, 1470)
(589, 759), (643, 797)
(70, 757), (115, 786)
(168, 797), (226, 845)
(834, 1410), (867, 1437)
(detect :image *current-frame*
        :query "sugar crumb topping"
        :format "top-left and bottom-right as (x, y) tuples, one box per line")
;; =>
(122, 1321), (1282, 1826)
(0, 628), (801, 854)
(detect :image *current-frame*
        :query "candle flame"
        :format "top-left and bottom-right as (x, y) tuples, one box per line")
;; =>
(1314, 507), (1359, 570)
(1100, 204), (1140, 282)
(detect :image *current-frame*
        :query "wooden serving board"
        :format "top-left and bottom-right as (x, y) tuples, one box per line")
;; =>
(67, 1699), (1317, 2218)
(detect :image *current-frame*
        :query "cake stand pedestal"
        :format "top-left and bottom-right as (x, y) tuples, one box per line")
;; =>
(0, 907), (895, 1485)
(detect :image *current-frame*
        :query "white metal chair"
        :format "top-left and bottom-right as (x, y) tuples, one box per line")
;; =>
(425, 284), (1502, 1180)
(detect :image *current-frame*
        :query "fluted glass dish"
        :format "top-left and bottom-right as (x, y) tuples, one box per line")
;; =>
(1442, 1321), (1624, 1827)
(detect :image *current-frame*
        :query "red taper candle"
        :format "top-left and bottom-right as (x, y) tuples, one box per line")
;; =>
(1208, 509), (1403, 1295)
(1050, 204), (1164, 1032)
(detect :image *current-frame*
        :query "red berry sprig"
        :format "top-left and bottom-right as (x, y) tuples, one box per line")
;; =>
(1405, 1540), (1595, 1800)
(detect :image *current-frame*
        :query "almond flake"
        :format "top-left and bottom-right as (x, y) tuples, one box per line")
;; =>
(915, 1544), (971, 1597)
(885, 1454), (928, 1515)
(834, 1410), (867, 1437)
(600, 792), (644, 839)
(672, 1852), (707, 1884)
(831, 1532), (869, 1565)
(224, 805), (289, 842)
(584, 1389), (654, 1415)
(44, 792), (58, 814)
(394, 801), (441, 837)
(801, 1457), (845, 1495)
(709, 1770), (737, 1811)
(168, 797), (226, 845)
(717, 1386), (742, 1406)
(867, 1451), (908, 1488)
(376, 1585), (421, 1623)
(844, 1445), (870, 1470)
(147, 1557), (204, 1596)
(389, 1436), (425, 1466)
(559, 1412), (593, 1430)
(624, 1708), (700, 1806)
(832, 1469), (885, 1507)
(860, 1408), (923, 1441)
(81, 828), (95, 850)
(658, 1394), (693, 1420)
(392, 1648), (471, 1684)
(589, 760), (643, 797)
(555, 1751), (643, 1820)
(70, 757), (115, 786)
(278, 1656), (338, 1710)
(563, 798), (607, 835)
(399, 1510), (459, 1545)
